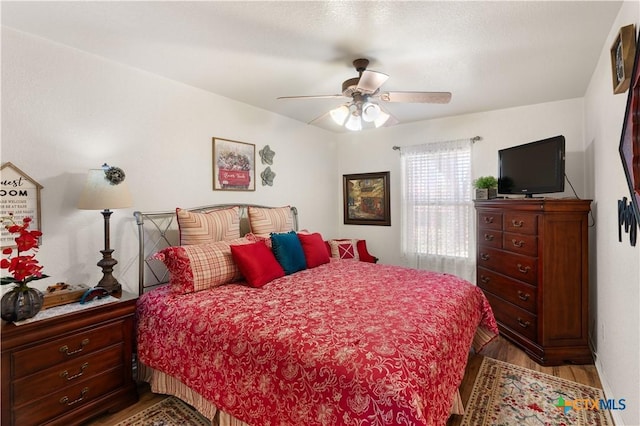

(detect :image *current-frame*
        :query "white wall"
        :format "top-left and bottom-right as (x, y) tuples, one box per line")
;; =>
(1, 27), (339, 295)
(584, 2), (640, 425)
(336, 98), (586, 267)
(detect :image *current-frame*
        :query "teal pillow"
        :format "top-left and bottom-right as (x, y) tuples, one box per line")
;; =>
(270, 231), (307, 275)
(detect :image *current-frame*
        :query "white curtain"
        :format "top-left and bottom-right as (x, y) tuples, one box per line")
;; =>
(400, 139), (476, 283)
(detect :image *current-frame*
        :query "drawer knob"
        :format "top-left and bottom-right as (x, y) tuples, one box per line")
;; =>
(60, 362), (89, 381)
(517, 290), (530, 301)
(517, 264), (531, 274)
(59, 338), (89, 356)
(483, 216), (494, 224)
(60, 387), (88, 406)
(517, 318), (531, 328)
(511, 219), (524, 227)
(484, 234), (494, 241)
(480, 275), (490, 284)
(511, 239), (525, 248)
(480, 253), (490, 261)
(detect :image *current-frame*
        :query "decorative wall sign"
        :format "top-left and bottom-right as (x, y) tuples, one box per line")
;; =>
(260, 167), (276, 186)
(0, 162), (43, 246)
(618, 30), (640, 230)
(212, 137), (255, 191)
(618, 197), (637, 246)
(343, 171), (391, 226)
(610, 24), (636, 94)
(259, 145), (275, 165)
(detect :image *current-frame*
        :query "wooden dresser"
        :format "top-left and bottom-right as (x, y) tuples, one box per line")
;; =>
(1, 292), (138, 426)
(475, 198), (592, 366)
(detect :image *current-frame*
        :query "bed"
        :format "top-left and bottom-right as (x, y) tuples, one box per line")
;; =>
(134, 204), (498, 426)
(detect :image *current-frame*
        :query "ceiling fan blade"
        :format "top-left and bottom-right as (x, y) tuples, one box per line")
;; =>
(376, 105), (399, 128)
(277, 94), (346, 100)
(356, 70), (389, 94)
(379, 91), (452, 104)
(307, 110), (332, 125)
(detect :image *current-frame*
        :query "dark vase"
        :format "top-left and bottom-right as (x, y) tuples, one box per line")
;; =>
(1, 284), (44, 322)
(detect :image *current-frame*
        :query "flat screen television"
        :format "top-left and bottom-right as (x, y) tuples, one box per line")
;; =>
(498, 135), (566, 198)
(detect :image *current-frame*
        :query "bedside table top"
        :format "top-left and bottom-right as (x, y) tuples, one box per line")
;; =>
(1, 291), (138, 345)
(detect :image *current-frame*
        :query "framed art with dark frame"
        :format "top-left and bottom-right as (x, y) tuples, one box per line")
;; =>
(343, 171), (391, 226)
(212, 137), (256, 191)
(619, 30), (640, 231)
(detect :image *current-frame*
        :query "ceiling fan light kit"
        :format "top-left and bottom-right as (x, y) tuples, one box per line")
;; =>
(278, 58), (451, 131)
(345, 111), (363, 131)
(361, 102), (381, 122)
(330, 105), (350, 125)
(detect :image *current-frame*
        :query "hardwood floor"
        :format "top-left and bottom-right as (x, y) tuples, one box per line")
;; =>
(86, 336), (603, 425)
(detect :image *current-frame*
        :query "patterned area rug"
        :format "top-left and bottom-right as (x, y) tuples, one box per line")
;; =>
(115, 396), (210, 426)
(462, 357), (614, 426)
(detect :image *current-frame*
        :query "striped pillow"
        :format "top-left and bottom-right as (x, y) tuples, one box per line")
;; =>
(152, 237), (252, 294)
(248, 206), (294, 235)
(177, 206), (241, 245)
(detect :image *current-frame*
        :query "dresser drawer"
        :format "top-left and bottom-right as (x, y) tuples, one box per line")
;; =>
(485, 293), (537, 342)
(479, 229), (502, 248)
(13, 344), (123, 407)
(503, 232), (538, 256)
(14, 367), (125, 426)
(478, 247), (538, 285)
(478, 211), (502, 230)
(503, 212), (538, 235)
(478, 267), (537, 313)
(12, 321), (125, 378)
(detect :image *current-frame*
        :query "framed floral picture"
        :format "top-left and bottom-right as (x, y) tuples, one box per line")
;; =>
(213, 137), (255, 191)
(618, 31), (640, 229)
(343, 171), (390, 226)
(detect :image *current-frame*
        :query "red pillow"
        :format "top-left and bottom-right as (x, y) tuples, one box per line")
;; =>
(230, 241), (284, 288)
(298, 232), (330, 268)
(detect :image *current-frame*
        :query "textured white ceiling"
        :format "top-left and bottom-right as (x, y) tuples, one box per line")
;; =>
(1, 1), (623, 133)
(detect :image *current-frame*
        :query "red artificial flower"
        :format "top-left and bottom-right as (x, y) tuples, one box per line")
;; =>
(1, 216), (48, 286)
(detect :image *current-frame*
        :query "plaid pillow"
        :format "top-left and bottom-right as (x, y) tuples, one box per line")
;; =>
(177, 206), (241, 245)
(152, 237), (252, 294)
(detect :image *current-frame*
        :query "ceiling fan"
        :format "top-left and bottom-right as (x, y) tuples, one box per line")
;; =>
(277, 58), (452, 131)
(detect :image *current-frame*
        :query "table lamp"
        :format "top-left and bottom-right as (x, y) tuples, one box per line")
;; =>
(77, 163), (132, 294)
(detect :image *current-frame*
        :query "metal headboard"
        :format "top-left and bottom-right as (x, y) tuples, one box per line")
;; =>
(133, 204), (298, 295)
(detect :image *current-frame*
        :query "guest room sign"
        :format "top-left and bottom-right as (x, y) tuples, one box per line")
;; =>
(0, 162), (43, 246)
(212, 137), (256, 191)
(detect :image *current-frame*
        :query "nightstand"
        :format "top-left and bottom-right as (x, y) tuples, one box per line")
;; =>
(1, 292), (139, 426)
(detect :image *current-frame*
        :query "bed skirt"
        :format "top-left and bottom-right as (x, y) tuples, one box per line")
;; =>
(138, 362), (249, 426)
(138, 362), (466, 425)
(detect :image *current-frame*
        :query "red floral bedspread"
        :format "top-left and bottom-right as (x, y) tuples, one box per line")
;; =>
(137, 260), (497, 426)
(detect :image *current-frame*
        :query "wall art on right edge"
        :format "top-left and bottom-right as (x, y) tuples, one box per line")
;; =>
(618, 30), (640, 231)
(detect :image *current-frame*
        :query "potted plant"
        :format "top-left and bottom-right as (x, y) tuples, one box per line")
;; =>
(474, 176), (498, 200)
(1, 214), (48, 322)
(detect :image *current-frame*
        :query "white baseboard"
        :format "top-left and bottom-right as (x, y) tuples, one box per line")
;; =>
(595, 357), (626, 425)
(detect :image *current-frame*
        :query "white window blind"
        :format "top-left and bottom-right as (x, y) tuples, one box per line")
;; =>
(400, 139), (475, 282)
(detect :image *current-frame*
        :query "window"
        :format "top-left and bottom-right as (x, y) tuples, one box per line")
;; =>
(400, 139), (475, 281)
